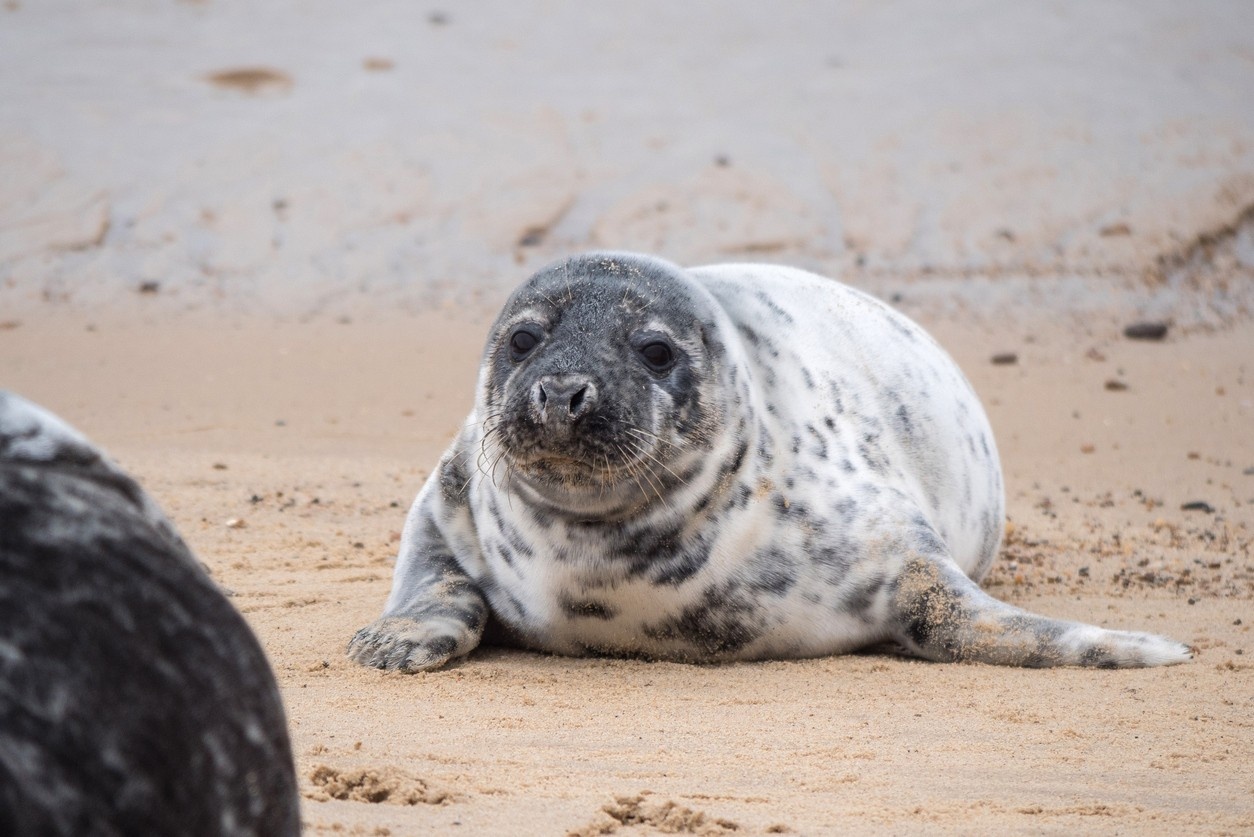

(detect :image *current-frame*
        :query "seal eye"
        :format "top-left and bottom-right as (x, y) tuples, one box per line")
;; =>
(639, 341), (674, 372)
(509, 328), (540, 361)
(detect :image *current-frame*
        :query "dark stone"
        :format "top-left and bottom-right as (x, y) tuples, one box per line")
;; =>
(1124, 322), (1169, 341)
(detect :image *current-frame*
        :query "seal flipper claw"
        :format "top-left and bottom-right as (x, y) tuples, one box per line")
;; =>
(891, 556), (1191, 668)
(348, 614), (482, 672)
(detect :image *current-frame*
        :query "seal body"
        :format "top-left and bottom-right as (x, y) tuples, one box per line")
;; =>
(0, 392), (299, 837)
(350, 253), (1191, 671)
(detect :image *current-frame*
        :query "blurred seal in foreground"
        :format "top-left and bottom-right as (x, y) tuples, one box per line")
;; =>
(0, 392), (299, 837)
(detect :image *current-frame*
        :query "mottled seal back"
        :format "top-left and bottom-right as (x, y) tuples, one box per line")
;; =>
(350, 253), (1191, 672)
(0, 393), (299, 837)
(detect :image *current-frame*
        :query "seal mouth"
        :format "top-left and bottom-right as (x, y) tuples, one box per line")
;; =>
(513, 452), (613, 486)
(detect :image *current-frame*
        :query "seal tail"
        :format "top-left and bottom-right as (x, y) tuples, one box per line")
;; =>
(890, 557), (1192, 668)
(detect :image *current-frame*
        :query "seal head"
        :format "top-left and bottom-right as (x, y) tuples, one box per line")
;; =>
(479, 253), (741, 518)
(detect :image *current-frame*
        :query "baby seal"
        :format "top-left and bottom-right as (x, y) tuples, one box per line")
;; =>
(350, 252), (1191, 671)
(0, 392), (299, 836)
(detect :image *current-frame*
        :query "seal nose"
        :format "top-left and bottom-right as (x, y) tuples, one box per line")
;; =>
(533, 375), (598, 425)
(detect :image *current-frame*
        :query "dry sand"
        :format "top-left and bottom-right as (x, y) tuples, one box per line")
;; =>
(1, 293), (1251, 836)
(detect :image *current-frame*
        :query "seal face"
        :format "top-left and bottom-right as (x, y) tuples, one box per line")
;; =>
(349, 252), (1191, 672)
(0, 392), (299, 837)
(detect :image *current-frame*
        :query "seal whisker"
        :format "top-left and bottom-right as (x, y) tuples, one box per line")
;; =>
(488, 445), (510, 490)
(621, 432), (686, 485)
(622, 423), (683, 453)
(616, 440), (666, 505)
(614, 441), (660, 506)
(626, 441), (673, 498)
(622, 426), (686, 462)
(475, 424), (508, 487)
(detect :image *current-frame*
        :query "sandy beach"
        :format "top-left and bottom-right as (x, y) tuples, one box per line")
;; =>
(3, 2), (1254, 834)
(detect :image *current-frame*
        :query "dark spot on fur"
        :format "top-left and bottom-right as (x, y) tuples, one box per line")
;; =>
(833, 497), (857, 522)
(645, 582), (763, 655)
(746, 548), (797, 595)
(651, 540), (712, 586)
(561, 596), (617, 620)
(754, 290), (794, 324)
(895, 403), (913, 436)
(805, 424), (828, 459)
(857, 431), (889, 474)
(814, 537), (860, 580)
(884, 313), (918, 342)
(841, 573), (887, 620)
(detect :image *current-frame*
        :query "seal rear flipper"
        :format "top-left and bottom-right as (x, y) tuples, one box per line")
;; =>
(890, 557), (1192, 668)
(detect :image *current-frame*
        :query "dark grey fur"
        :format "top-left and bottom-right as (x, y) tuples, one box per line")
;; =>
(0, 393), (299, 837)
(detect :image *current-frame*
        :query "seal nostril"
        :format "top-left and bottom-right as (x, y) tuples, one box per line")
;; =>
(569, 386), (587, 418)
(537, 384), (548, 406)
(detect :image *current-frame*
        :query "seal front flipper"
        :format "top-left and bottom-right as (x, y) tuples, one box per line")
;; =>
(889, 554), (1192, 668)
(347, 532), (488, 671)
(348, 453), (488, 672)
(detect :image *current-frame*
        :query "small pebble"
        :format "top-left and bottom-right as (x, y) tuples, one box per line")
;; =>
(1187, 452), (1200, 460)
(1180, 501), (1215, 513)
(1123, 321), (1168, 341)
(1104, 379), (1128, 391)
(138, 281), (160, 295)
(1080, 444), (1096, 454)
(1243, 467), (1254, 476)
(517, 228), (545, 247)
(991, 352), (1018, 365)
(225, 518), (246, 529)
(212, 462), (228, 470)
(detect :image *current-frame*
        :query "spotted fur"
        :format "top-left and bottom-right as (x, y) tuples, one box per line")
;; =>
(349, 253), (1191, 671)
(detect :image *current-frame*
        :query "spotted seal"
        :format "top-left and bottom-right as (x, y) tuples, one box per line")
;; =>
(0, 392), (299, 836)
(349, 252), (1191, 671)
